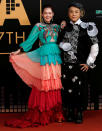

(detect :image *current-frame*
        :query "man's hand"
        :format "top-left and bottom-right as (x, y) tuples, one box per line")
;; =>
(80, 64), (89, 72)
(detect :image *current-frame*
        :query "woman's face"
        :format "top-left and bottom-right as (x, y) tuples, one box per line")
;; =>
(68, 6), (81, 23)
(42, 8), (54, 23)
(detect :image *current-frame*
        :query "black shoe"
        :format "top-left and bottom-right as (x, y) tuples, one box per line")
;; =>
(75, 111), (83, 124)
(67, 109), (75, 122)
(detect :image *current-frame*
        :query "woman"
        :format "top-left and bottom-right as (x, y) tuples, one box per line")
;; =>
(6, 5), (64, 128)
(58, 2), (99, 124)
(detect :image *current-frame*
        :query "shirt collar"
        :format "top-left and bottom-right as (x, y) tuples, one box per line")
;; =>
(70, 19), (82, 25)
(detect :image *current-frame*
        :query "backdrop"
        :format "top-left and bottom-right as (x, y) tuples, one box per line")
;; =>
(0, 0), (102, 112)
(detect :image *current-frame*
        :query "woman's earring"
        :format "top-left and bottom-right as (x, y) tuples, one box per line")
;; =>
(51, 17), (54, 23)
(52, 17), (53, 22)
(42, 17), (44, 23)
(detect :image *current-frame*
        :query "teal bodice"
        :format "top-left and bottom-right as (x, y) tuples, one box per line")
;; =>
(20, 23), (62, 65)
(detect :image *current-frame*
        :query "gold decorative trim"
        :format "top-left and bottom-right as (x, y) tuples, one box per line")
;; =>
(0, 53), (10, 54)
(40, 0), (42, 22)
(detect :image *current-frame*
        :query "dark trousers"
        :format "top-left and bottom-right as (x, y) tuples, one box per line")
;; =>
(61, 63), (88, 111)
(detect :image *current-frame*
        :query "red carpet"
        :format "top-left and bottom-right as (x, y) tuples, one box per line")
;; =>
(0, 110), (102, 131)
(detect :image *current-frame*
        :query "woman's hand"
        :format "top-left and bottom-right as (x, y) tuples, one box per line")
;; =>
(61, 20), (67, 29)
(10, 49), (21, 56)
(80, 64), (89, 72)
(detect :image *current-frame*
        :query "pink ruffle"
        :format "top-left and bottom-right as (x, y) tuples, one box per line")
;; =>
(10, 53), (62, 91)
(10, 53), (61, 80)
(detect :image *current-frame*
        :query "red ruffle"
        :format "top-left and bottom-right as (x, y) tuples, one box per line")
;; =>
(5, 87), (64, 128)
(28, 87), (62, 112)
(5, 107), (64, 128)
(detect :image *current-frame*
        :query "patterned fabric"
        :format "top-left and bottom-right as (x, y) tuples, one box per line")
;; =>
(59, 20), (99, 67)
(60, 24), (80, 63)
(20, 23), (62, 65)
(61, 63), (88, 111)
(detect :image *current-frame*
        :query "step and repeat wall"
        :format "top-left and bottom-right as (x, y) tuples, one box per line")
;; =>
(0, 0), (102, 112)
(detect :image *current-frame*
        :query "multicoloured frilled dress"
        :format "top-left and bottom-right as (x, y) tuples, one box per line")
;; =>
(6, 23), (64, 127)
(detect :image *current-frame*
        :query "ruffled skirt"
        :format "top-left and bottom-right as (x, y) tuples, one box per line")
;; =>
(6, 87), (64, 127)
(9, 52), (62, 91)
(6, 46), (64, 127)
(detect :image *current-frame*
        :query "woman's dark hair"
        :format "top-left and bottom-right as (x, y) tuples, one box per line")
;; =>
(68, 2), (85, 17)
(42, 4), (54, 13)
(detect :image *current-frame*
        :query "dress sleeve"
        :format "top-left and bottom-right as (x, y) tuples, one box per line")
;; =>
(86, 22), (99, 68)
(86, 43), (99, 68)
(19, 23), (40, 52)
(53, 24), (60, 32)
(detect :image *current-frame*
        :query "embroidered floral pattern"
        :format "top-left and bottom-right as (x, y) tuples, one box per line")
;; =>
(63, 24), (80, 63)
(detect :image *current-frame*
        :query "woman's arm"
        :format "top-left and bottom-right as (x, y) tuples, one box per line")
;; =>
(19, 23), (40, 52)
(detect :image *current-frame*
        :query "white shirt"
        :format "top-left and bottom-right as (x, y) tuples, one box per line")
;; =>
(70, 19), (82, 25)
